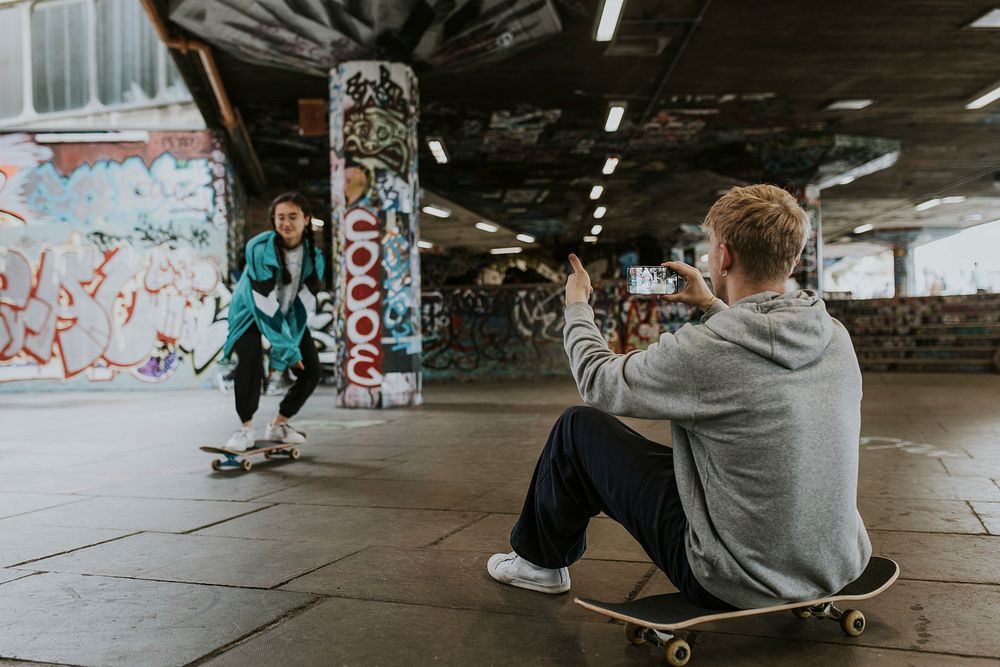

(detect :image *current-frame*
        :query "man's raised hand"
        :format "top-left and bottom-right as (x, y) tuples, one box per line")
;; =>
(660, 261), (717, 310)
(565, 253), (593, 306)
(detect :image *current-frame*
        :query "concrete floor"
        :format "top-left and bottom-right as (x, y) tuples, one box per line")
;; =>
(1, 374), (999, 666)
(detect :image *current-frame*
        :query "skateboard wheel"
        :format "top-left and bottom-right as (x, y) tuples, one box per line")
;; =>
(211, 459), (222, 472)
(840, 609), (865, 637)
(623, 622), (646, 646)
(664, 637), (690, 666)
(792, 607), (812, 619)
(264, 451), (273, 459)
(240, 459), (253, 472)
(290, 447), (301, 460)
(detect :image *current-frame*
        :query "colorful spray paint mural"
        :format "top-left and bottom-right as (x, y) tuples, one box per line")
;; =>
(330, 62), (422, 407)
(420, 283), (701, 382)
(0, 132), (241, 389)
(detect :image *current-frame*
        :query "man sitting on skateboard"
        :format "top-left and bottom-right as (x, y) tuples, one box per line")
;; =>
(487, 185), (871, 610)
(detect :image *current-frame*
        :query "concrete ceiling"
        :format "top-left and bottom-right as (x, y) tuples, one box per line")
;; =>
(157, 0), (1000, 253)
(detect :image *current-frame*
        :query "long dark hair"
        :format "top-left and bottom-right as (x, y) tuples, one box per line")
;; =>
(268, 191), (321, 293)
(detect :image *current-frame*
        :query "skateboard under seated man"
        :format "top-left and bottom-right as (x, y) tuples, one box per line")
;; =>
(487, 187), (886, 658)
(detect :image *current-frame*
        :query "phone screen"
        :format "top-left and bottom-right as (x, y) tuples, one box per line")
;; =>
(627, 266), (678, 295)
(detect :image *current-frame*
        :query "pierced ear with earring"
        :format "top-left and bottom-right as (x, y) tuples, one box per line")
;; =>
(721, 270), (728, 276)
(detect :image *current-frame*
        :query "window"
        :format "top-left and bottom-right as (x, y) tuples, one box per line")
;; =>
(31, 0), (90, 114)
(96, 0), (158, 105)
(0, 5), (24, 119)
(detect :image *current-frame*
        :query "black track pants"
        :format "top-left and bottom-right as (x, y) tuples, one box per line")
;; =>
(232, 323), (321, 423)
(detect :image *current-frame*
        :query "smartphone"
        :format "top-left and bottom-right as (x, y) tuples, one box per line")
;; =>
(627, 265), (679, 295)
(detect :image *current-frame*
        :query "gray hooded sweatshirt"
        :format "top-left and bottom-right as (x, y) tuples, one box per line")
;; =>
(563, 290), (871, 609)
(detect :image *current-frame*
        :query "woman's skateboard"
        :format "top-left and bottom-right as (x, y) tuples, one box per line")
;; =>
(575, 556), (899, 666)
(200, 441), (302, 472)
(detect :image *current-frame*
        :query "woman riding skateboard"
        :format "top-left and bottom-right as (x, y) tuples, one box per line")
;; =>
(221, 192), (325, 451)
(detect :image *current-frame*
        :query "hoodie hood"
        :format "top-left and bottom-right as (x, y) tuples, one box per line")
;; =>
(702, 290), (834, 369)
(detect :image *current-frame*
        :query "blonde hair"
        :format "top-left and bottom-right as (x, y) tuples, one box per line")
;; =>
(703, 184), (810, 283)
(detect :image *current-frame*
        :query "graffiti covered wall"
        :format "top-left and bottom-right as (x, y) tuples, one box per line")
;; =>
(420, 283), (700, 382)
(0, 132), (240, 390)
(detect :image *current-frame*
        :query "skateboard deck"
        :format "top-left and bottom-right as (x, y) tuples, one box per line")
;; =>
(200, 440), (302, 472)
(576, 556), (899, 666)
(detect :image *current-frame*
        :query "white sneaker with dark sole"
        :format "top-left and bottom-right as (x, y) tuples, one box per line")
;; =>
(487, 551), (571, 594)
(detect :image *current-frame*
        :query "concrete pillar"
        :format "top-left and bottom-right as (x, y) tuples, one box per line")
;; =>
(330, 61), (422, 408)
(787, 184), (823, 292)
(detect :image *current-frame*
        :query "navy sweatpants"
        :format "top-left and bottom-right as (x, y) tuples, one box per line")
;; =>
(510, 405), (733, 610)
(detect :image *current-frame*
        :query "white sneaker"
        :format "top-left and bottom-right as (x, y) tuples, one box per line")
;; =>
(265, 421), (306, 444)
(487, 551), (571, 594)
(225, 427), (255, 451)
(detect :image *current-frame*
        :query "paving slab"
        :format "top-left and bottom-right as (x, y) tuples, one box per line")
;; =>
(196, 503), (487, 547)
(451, 481), (534, 513)
(0, 497), (270, 533)
(858, 497), (987, 534)
(0, 569), (33, 586)
(0, 572), (315, 667)
(431, 512), (651, 562)
(690, 579), (1000, 658)
(869, 531), (1000, 584)
(941, 456), (1000, 477)
(0, 523), (133, 567)
(21, 532), (363, 588)
(970, 501), (1000, 535)
(0, 492), (90, 520)
(281, 545), (653, 621)
(857, 472), (1000, 502)
(358, 457), (539, 482)
(95, 469), (304, 502)
(254, 478), (504, 511)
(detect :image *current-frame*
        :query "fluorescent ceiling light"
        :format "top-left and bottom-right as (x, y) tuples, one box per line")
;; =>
(589, 185), (604, 200)
(964, 213), (985, 222)
(966, 82), (1000, 109)
(915, 199), (942, 211)
(310, 218), (325, 227)
(591, 224), (603, 235)
(838, 176), (856, 185)
(584, 235), (599, 243)
(595, 0), (626, 41)
(475, 221), (499, 232)
(604, 103), (626, 132)
(422, 205), (451, 218)
(516, 233), (536, 243)
(602, 156), (619, 175)
(823, 99), (874, 111)
(941, 196), (967, 204)
(427, 139), (448, 164)
(969, 8), (1000, 28)
(490, 247), (522, 255)
(593, 206), (607, 219)
(853, 223), (874, 234)
(417, 240), (433, 249)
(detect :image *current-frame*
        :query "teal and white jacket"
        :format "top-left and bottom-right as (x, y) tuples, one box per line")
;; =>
(222, 231), (325, 372)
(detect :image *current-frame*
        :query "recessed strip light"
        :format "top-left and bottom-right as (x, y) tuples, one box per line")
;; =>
(490, 247), (522, 255)
(966, 81), (1000, 110)
(602, 156), (619, 175)
(594, 0), (626, 41)
(823, 99), (874, 111)
(853, 223), (874, 234)
(310, 218), (325, 228)
(589, 185), (604, 200)
(969, 9), (1000, 28)
(941, 196), (966, 204)
(593, 206), (607, 219)
(427, 139), (449, 164)
(591, 224), (603, 235)
(604, 103), (626, 132)
(516, 233), (536, 243)
(475, 221), (498, 233)
(584, 235), (599, 243)
(422, 205), (451, 218)
(915, 199), (941, 211)
(417, 240), (433, 249)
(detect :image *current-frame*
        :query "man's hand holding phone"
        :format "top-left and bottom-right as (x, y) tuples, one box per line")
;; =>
(660, 261), (717, 310)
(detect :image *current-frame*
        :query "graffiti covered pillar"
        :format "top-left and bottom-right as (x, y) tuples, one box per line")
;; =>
(787, 183), (823, 292)
(330, 61), (422, 408)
